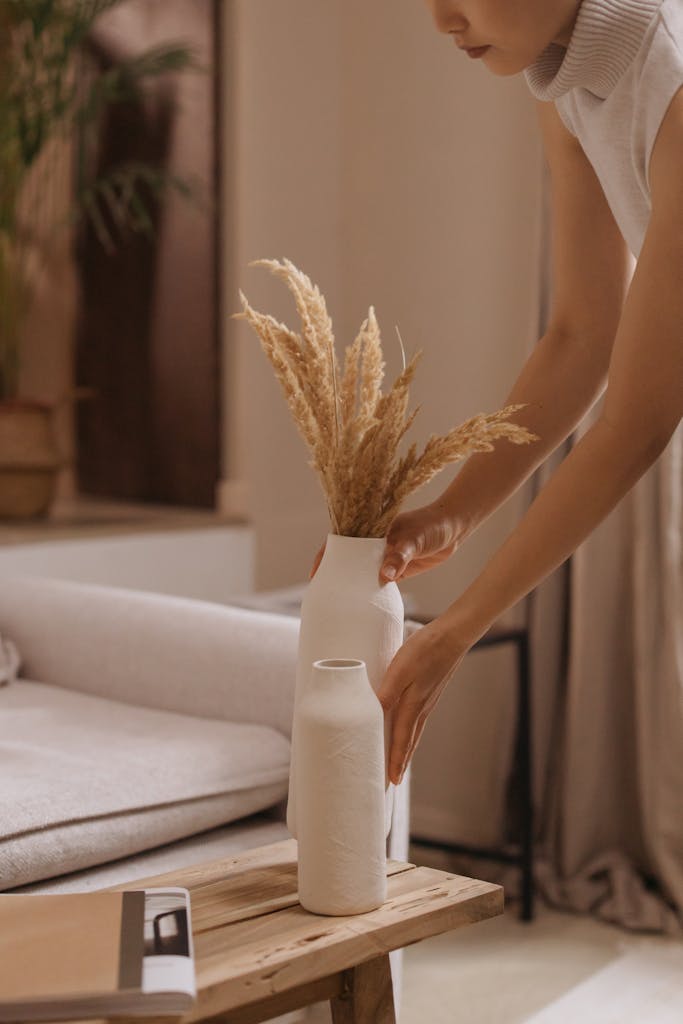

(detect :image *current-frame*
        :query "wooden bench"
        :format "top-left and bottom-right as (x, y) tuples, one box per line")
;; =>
(110, 838), (503, 1023)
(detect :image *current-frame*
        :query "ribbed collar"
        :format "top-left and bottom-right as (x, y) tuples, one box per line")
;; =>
(524, 0), (661, 101)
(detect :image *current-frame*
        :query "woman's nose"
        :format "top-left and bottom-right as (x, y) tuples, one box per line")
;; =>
(429, 1), (468, 36)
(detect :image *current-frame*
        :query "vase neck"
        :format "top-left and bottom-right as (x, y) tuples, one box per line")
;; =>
(321, 533), (386, 581)
(311, 658), (369, 692)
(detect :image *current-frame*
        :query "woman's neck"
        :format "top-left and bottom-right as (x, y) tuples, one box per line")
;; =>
(553, 0), (582, 47)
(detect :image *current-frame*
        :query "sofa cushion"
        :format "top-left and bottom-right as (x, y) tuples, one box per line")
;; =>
(13, 815), (291, 894)
(0, 680), (290, 889)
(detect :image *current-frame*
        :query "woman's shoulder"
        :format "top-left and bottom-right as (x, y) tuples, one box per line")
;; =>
(656, 0), (682, 57)
(661, 0), (682, 39)
(636, 0), (683, 95)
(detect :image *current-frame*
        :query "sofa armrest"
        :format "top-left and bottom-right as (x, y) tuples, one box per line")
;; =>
(0, 577), (299, 738)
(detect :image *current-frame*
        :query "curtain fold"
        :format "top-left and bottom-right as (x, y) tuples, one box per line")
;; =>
(633, 427), (683, 917)
(535, 423), (683, 934)
(520, 166), (682, 933)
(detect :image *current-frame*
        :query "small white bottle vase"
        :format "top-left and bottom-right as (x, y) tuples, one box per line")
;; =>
(287, 534), (404, 840)
(297, 658), (387, 915)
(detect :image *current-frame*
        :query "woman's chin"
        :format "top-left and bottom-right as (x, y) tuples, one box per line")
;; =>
(482, 50), (532, 77)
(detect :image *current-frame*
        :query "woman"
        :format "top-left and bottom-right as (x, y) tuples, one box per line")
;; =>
(376, 0), (683, 786)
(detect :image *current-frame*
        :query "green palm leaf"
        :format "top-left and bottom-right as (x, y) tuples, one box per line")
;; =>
(0, 0), (197, 399)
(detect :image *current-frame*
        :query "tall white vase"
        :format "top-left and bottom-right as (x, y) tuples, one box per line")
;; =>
(297, 658), (387, 915)
(288, 533), (404, 839)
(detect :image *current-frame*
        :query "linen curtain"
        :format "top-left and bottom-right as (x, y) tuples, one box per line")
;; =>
(468, 172), (683, 934)
(535, 423), (683, 933)
(525, 168), (683, 930)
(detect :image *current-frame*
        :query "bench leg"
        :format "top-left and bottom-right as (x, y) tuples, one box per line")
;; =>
(330, 954), (396, 1024)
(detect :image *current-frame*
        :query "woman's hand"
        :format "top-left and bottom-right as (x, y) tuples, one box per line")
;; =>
(379, 502), (461, 583)
(377, 612), (471, 784)
(309, 500), (461, 581)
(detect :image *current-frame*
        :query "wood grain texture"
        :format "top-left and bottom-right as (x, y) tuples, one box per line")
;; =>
(108, 840), (415, 930)
(331, 956), (396, 1024)
(190, 867), (501, 1020)
(192, 974), (344, 1024)
(106, 839), (302, 894)
(96, 838), (503, 1024)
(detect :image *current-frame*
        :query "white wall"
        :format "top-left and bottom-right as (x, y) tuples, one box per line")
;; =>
(221, 0), (546, 845)
(336, 1), (544, 620)
(223, 0), (543, 604)
(221, 1), (343, 582)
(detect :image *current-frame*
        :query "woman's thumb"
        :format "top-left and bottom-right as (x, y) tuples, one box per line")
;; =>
(380, 537), (416, 582)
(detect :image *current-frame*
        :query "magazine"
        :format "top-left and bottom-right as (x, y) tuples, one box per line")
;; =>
(0, 887), (196, 1021)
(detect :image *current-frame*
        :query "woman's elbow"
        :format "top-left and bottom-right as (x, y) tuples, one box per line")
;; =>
(599, 408), (680, 475)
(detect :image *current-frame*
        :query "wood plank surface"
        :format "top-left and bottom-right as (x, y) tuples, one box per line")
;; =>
(188, 867), (501, 1020)
(108, 840), (415, 930)
(331, 956), (396, 1024)
(192, 973), (345, 1024)
(98, 839), (503, 1024)
(106, 839), (302, 894)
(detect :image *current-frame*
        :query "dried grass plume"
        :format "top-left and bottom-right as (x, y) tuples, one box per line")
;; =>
(235, 258), (537, 537)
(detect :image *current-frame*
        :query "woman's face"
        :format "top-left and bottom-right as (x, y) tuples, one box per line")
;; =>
(425, 0), (581, 76)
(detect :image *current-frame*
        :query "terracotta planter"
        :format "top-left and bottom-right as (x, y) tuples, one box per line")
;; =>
(0, 399), (61, 519)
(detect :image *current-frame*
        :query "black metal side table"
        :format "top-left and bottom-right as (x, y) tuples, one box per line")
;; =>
(410, 621), (535, 922)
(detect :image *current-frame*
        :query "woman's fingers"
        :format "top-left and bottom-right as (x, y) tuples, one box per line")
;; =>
(398, 548), (457, 578)
(377, 640), (416, 713)
(399, 713), (429, 783)
(378, 633), (432, 782)
(379, 616), (468, 783)
(380, 511), (425, 582)
(380, 504), (459, 583)
(380, 538), (417, 582)
(386, 692), (422, 784)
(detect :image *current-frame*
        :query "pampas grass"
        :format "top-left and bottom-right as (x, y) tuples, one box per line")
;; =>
(236, 258), (537, 538)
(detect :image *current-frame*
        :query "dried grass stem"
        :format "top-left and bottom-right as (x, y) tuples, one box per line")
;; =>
(237, 259), (537, 537)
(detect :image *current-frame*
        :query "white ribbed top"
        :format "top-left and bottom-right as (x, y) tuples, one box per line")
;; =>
(522, 0), (683, 257)
(525, 0), (661, 100)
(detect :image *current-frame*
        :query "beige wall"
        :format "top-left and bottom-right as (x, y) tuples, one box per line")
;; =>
(222, 0), (546, 844)
(222, 1), (343, 580)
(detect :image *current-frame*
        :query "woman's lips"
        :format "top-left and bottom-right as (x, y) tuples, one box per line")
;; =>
(465, 45), (490, 59)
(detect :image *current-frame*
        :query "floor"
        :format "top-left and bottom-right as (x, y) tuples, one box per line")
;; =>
(296, 891), (683, 1024)
(401, 900), (683, 1024)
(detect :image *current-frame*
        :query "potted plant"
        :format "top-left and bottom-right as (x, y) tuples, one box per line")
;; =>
(0, 0), (194, 519)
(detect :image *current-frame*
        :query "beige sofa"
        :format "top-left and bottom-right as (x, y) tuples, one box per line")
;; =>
(0, 576), (409, 895)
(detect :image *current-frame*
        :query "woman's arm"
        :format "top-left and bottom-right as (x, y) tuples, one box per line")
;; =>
(381, 102), (632, 580)
(379, 89), (683, 784)
(452, 88), (683, 636)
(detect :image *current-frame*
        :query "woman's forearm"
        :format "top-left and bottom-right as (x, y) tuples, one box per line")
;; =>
(438, 325), (613, 543)
(444, 412), (669, 645)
